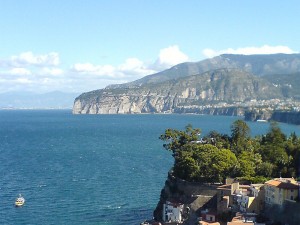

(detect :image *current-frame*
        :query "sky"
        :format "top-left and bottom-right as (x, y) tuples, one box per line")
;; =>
(0, 0), (299, 94)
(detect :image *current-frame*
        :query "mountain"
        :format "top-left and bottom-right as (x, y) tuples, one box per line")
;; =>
(73, 54), (300, 114)
(73, 68), (283, 114)
(263, 72), (300, 99)
(0, 91), (80, 109)
(107, 53), (300, 88)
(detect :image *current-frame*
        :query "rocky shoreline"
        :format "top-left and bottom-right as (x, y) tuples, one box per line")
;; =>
(245, 109), (300, 125)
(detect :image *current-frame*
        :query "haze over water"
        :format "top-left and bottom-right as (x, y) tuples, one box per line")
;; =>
(1, 110), (300, 225)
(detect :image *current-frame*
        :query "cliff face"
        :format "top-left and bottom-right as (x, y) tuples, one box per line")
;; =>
(153, 172), (218, 224)
(244, 110), (300, 125)
(73, 69), (281, 114)
(271, 111), (300, 125)
(244, 109), (273, 121)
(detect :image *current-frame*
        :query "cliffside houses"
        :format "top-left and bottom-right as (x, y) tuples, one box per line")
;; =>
(152, 177), (299, 225)
(217, 181), (265, 215)
(163, 201), (184, 223)
(264, 178), (299, 206)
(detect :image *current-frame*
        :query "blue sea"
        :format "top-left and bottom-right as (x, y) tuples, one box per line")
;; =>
(1, 110), (300, 225)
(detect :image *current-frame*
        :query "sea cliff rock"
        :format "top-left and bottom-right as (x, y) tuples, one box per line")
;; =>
(271, 111), (300, 125)
(153, 172), (218, 225)
(244, 109), (300, 125)
(244, 109), (273, 121)
(73, 69), (281, 115)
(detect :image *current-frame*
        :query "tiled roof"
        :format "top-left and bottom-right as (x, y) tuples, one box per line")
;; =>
(265, 179), (298, 189)
(217, 184), (231, 190)
(227, 223), (254, 225)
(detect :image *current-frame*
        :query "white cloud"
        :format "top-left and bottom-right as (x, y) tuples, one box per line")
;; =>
(70, 46), (188, 82)
(71, 63), (116, 77)
(3, 45), (299, 94)
(152, 45), (189, 70)
(15, 78), (32, 84)
(39, 67), (64, 76)
(71, 59), (153, 80)
(202, 45), (298, 58)
(118, 58), (156, 76)
(119, 58), (144, 71)
(9, 68), (32, 75)
(9, 51), (60, 67)
(0, 46), (190, 93)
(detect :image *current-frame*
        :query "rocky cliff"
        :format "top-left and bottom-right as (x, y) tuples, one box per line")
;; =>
(244, 109), (300, 125)
(271, 111), (300, 125)
(244, 109), (273, 121)
(73, 68), (282, 114)
(153, 172), (218, 225)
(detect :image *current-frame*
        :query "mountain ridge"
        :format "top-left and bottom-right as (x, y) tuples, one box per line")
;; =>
(73, 53), (300, 114)
(106, 53), (300, 89)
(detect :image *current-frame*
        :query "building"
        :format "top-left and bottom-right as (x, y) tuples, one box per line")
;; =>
(264, 178), (299, 206)
(217, 180), (265, 216)
(199, 221), (220, 225)
(236, 184), (265, 214)
(227, 213), (265, 225)
(163, 201), (184, 223)
(200, 209), (218, 223)
(217, 181), (250, 213)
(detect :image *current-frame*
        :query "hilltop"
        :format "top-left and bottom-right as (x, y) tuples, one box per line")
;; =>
(73, 53), (300, 115)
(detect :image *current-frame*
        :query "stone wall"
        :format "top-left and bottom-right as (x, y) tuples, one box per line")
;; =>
(264, 200), (300, 225)
(153, 172), (219, 224)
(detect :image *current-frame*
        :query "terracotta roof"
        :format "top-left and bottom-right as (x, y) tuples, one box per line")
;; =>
(199, 222), (220, 225)
(228, 217), (255, 224)
(217, 184), (231, 190)
(251, 184), (264, 188)
(265, 179), (299, 189)
(239, 185), (250, 188)
(227, 223), (254, 225)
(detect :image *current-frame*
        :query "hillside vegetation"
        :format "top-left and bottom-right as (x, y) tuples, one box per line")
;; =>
(160, 121), (300, 183)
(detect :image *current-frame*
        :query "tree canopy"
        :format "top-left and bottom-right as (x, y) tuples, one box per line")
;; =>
(160, 120), (300, 183)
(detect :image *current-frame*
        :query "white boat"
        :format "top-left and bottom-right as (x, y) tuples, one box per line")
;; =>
(15, 194), (25, 207)
(256, 119), (268, 122)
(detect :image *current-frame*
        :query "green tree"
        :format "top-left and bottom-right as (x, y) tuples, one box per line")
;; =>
(230, 120), (251, 154)
(159, 124), (201, 154)
(261, 121), (286, 147)
(236, 150), (262, 177)
(259, 122), (289, 177)
(160, 122), (300, 183)
(173, 150), (199, 181)
(256, 162), (274, 177)
(205, 130), (231, 149)
(192, 144), (237, 183)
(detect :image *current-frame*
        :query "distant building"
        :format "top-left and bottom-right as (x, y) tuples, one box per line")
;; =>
(199, 209), (218, 223)
(217, 181), (250, 213)
(227, 213), (265, 225)
(236, 184), (265, 214)
(199, 221), (220, 225)
(264, 178), (299, 206)
(217, 180), (264, 215)
(163, 201), (184, 223)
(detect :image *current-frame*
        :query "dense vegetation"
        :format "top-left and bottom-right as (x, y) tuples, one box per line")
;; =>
(160, 120), (300, 183)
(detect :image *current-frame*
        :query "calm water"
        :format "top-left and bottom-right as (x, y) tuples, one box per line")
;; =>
(1, 110), (300, 225)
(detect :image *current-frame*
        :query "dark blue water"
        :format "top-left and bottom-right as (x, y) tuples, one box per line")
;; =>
(1, 110), (300, 225)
